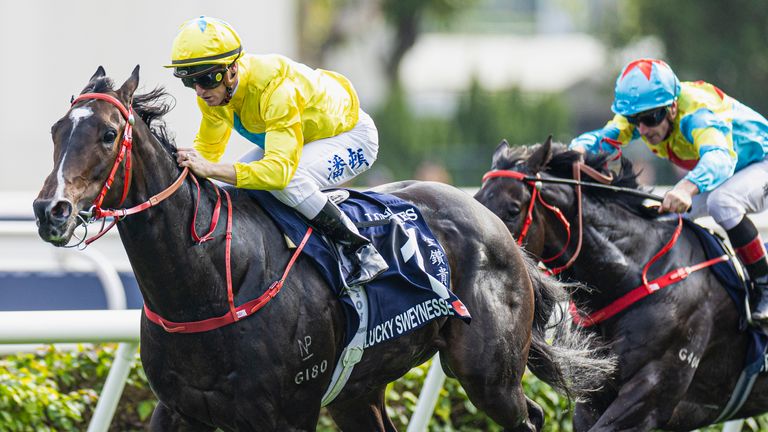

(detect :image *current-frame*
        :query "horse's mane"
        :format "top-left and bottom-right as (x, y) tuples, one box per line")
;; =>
(501, 141), (657, 218)
(86, 76), (177, 156)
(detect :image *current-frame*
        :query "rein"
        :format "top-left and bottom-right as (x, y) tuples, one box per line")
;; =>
(482, 162), (728, 327)
(481, 168), (664, 202)
(71, 92), (310, 333)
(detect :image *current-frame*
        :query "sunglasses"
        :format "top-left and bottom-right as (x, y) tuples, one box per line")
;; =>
(180, 68), (226, 90)
(626, 107), (668, 127)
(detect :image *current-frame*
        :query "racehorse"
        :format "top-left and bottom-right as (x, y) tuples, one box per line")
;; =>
(475, 137), (768, 431)
(32, 67), (613, 431)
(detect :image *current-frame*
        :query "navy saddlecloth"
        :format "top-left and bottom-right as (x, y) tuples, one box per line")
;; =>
(248, 189), (471, 347)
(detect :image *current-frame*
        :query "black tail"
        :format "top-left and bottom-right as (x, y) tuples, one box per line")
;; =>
(523, 255), (615, 401)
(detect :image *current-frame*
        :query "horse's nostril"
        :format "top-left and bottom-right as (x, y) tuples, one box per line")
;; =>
(50, 200), (73, 221)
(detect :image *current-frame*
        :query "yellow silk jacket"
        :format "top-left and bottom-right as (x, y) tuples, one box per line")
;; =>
(193, 54), (360, 189)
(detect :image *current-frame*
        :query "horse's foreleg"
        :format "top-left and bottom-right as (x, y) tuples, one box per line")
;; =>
(327, 387), (396, 432)
(149, 401), (216, 432)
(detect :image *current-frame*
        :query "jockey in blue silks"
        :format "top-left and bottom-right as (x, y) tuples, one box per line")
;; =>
(570, 58), (768, 323)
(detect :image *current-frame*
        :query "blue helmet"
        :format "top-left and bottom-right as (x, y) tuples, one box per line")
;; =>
(611, 59), (681, 116)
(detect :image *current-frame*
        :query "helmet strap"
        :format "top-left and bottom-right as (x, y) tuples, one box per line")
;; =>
(221, 86), (234, 105)
(219, 63), (239, 106)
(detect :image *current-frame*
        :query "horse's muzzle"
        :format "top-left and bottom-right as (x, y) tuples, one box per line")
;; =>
(33, 198), (75, 245)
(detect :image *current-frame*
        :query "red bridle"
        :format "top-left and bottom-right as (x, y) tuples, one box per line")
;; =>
(482, 163), (587, 276)
(71, 93), (137, 217)
(70, 93), (189, 245)
(68, 92), (310, 333)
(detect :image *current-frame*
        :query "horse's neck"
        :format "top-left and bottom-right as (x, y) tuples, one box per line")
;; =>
(559, 200), (674, 289)
(113, 122), (272, 319)
(120, 122), (181, 208)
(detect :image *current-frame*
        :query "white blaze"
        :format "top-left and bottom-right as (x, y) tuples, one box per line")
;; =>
(52, 106), (93, 202)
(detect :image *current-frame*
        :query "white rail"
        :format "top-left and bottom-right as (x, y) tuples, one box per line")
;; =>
(0, 310), (141, 432)
(406, 354), (447, 432)
(0, 310), (140, 344)
(1, 212), (137, 432)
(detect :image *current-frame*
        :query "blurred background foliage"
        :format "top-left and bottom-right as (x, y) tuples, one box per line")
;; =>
(600, 0), (768, 114)
(295, 0), (768, 187)
(373, 81), (571, 183)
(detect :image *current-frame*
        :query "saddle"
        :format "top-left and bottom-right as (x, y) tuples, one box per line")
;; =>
(248, 188), (471, 341)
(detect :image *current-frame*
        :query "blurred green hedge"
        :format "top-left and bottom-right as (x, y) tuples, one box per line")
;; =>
(2, 344), (766, 431)
(0, 345), (153, 432)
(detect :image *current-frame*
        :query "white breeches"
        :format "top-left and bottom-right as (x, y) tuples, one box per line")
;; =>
(239, 110), (379, 219)
(688, 158), (768, 230)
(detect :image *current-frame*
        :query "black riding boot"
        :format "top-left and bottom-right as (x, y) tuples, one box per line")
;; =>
(727, 216), (768, 323)
(310, 200), (388, 286)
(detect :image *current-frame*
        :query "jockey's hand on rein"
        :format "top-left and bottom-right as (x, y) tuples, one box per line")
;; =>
(176, 147), (210, 178)
(659, 185), (694, 214)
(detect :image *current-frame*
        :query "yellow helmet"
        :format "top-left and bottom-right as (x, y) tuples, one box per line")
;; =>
(164, 16), (243, 69)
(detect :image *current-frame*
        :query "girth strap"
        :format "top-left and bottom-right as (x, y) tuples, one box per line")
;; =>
(321, 285), (369, 406)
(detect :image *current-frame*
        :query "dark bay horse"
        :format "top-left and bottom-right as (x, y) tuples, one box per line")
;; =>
(475, 138), (768, 431)
(32, 67), (613, 431)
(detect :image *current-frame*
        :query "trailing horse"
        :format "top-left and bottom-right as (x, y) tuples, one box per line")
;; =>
(475, 137), (768, 431)
(32, 67), (612, 431)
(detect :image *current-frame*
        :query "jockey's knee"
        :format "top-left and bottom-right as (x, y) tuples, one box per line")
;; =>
(271, 187), (327, 220)
(706, 188), (746, 230)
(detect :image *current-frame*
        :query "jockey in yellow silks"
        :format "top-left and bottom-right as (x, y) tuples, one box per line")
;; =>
(165, 16), (387, 287)
(570, 58), (768, 323)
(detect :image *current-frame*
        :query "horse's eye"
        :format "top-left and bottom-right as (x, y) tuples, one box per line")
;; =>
(103, 129), (118, 143)
(508, 203), (522, 216)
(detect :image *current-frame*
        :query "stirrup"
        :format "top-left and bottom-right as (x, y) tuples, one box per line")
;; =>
(750, 283), (768, 323)
(752, 304), (768, 322)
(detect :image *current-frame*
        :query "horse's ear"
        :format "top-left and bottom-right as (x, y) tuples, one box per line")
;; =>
(80, 66), (106, 94)
(527, 135), (553, 173)
(90, 66), (106, 82)
(492, 139), (510, 162)
(117, 65), (140, 102)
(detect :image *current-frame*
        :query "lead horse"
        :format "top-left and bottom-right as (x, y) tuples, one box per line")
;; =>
(475, 138), (768, 431)
(33, 67), (612, 431)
